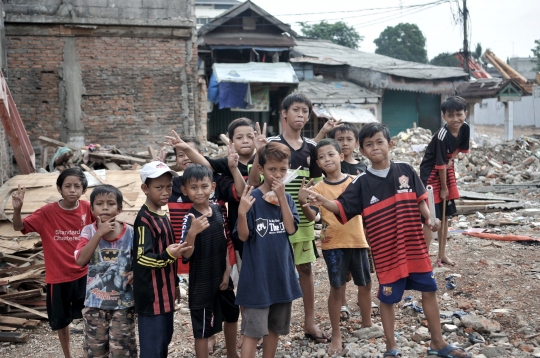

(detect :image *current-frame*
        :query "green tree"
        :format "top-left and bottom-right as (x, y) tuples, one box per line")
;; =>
(430, 52), (460, 67)
(374, 23), (427, 63)
(300, 21), (363, 49)
(532, 39), (540, 71)
(472, 43), (482, 61)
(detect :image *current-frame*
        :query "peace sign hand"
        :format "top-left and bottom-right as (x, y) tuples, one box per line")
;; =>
(11, 184), (26, 211)
(164, 130), (190, 152)
(298, 178), (314, 205)
(227, 143), (239, 170)
(238, 185), (256, 216)
(254, 122), (269, 151)
(321, 118), (343, 134)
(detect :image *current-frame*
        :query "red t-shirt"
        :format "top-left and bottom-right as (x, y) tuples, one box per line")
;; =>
(22, 201), (94, 284)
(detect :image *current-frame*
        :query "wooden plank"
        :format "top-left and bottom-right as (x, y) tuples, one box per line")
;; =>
(147, 146), (157, 160)
(0, 268), (44, 284)
(0, 332), (29, 343)
(0, 253), (33, 265)
(0, 264), (45, 277)
(89, 152), (147, 164)
(0, 289), (42, 300)
(38, 136), (79, 152)
(0, 315), (29, 328)
(0, 325), (16, 331)
(80, 164), (106, 184)
(103, 162), (122, 171)
(0, 298), (48, 319)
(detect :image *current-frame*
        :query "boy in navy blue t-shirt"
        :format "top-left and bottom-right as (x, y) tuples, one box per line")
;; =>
(235, 142), (302, 357)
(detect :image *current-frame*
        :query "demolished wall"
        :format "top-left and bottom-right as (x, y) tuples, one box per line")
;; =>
(3, 0), (202, 156)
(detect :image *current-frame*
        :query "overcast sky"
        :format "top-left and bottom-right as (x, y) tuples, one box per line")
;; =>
(246, 0), (539, 62)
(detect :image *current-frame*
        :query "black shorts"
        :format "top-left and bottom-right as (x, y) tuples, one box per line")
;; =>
(322, 248), (371, 288)
(421, 200), (457, 224)
(46, 275), (87, 330)
(190, 288), (239, 339)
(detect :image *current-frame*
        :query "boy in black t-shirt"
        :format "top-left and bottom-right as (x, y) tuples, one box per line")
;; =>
(420, 96), (470, 266)
(181, 164), (240, 358)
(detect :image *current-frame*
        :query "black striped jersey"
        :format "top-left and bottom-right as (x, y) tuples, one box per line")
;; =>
(334, 162), (431, 285)
(267, 135), (323, 243)
(419, 123), (470, 204)
(180, 204), (229, 309)
(169, 174), (235, 273)
(133, 204), (179, 316)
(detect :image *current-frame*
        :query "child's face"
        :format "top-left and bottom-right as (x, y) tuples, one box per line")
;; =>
(231, 126), (255, 157)
(176, 142), (202, 171)
(57, 176), (86, 204)
(442, 109), (467, 131)
(142, 174), (173, 208)
(316, 145), (344, 174)
(360, 132), (393, 164)
(181, 177), (215, 206)
(258, 158), (289, 188)
(333, 130), (358, 157)
(91, 193), (121, 221)
(282, 102), (310, 131)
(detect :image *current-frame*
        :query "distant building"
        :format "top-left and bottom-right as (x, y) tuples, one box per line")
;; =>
(509, 57), (538, 81)
(195, 0), (240, 28)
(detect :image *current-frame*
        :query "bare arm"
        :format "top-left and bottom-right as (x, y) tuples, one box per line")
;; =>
(227, 144), (246, 198)
(303, 188), (340, 215)
(247, 122), (268, 186)
(11, 185), (25, 231)
(76, 217), (115, 266)
(419, 200), (441, 232)
(247, 153), (262, 187)
(237, 186), (256, 241)
(219, 248), (231, 290)
(313, 118), (343, 143)
(271, 177), (296, 235)
(164, 130), (213, 170)
(298, 178), (317, 222)
(438, 168), (448, 200)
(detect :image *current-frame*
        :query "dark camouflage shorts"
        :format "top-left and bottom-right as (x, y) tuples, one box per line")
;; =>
(82, 307), (137, 358)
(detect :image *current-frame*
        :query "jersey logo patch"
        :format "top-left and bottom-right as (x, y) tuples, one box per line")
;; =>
(382, 286), (392, 296)
(81, 214), (87, 226)
(255, 218), (268, 237)
(306, 156), (310, 166)
(370, 196), (379, 204)
(398, 175), (410, 189)
(177, 197), (183, 202)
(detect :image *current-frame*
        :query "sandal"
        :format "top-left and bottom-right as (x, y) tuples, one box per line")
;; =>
(340, 305), (350, 321)
(427, 343), (470, 358)
(304, 333), (331, 343)
(383, 349), (402, 357)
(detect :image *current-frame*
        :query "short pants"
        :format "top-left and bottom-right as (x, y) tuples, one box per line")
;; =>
(377, 272), (438, 304)
(82, 307), (137, 358)
(291, 240), (317, 265)
(46, 275), (86, 330)
(190, 288), (239, 338)
(422, 200), (457, 224)
(241, 302), (292, 338)
(322, 248), (371, 288)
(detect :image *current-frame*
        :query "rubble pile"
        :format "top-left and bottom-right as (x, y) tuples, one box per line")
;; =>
(390, 127), (540, 187)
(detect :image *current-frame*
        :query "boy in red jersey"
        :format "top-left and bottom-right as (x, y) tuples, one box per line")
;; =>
(303, 123), (469, 358)
(420, 96), (470, 266)
(12, 167), (94, 358)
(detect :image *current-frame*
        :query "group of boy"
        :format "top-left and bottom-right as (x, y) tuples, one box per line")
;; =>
(10, 91), (470, 358)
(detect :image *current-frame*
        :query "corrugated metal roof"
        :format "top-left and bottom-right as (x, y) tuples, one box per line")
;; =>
(201, 32), (296, 47)
(326, 107), (378, 124)
(293, 38), (468, 80)
(298, 80), (380, 104)
(212, 62), (299, 84)
(456, 78), (528, 99)
(290, 57), (345, 66)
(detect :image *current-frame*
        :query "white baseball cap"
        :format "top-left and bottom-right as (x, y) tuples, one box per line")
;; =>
(140, 161), (179, 184)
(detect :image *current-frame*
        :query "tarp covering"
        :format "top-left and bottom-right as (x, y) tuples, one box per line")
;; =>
(212, 62), (299, 84)
(326, 106), (379, 124)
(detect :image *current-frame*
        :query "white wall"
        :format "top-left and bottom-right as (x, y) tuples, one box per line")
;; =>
(473, 96), (540, 127)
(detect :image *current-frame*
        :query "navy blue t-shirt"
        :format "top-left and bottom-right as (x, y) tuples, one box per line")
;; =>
(233, 189), (303, 308)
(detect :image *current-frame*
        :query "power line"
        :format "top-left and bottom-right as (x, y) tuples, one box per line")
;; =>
(352, 1), (445, 28)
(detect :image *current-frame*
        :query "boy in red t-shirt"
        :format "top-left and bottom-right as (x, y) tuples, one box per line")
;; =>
(12, 167), (94, 358)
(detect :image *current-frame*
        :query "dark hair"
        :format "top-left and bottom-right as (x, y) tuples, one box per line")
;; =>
(182, 164), (213, 185)
(227, 117), (255, 140)
(56, 167), (88, 190)
(441, 96), (468, 114)
(316, 138), (341, 155)
(281, 93), (312, 116)
(329, 122), (359, 141)
(258, 142), (291, 168)
(173, 136), (202, 155)
(90, 185), (123, 209)
(358, 123), (391, 149)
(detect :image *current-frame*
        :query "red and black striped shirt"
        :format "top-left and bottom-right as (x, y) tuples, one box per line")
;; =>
(133, 204), (179, 316)
(420, 123), (470, 204)
(334, 162), (431, 285)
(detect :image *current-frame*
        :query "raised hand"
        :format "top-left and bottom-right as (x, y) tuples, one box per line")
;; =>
(321, 118), (343, 134)
(302, 188), (325, 207)
(96, 215), (116, 237)
(254, 122), (269, 151)
(168, 241), (193, 258)
(11, 184), (26, 210)
(188, 212), (211, 236)
(298, 177), (314, 205)
(164, 130), (190, 152)
(227, 143), (239, 170)
(238, 185), (256, 215)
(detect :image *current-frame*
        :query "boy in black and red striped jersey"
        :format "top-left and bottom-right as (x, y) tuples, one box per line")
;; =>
(304, 123), (470, 358)
(133, 162), (192, 358)
(420, 96), (470, 266)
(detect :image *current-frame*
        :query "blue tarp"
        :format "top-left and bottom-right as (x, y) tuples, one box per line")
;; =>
(218, 82), (248, 109)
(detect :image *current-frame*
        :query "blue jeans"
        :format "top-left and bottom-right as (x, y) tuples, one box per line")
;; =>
(138, 311), (174, 358)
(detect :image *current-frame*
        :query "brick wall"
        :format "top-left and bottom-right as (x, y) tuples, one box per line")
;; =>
(6, 34), (200, 152)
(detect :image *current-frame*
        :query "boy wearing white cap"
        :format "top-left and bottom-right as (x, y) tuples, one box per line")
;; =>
(133, 161), (192, 357)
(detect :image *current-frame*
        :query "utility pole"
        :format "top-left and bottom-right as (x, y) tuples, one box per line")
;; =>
(463, 0), (470, 74)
